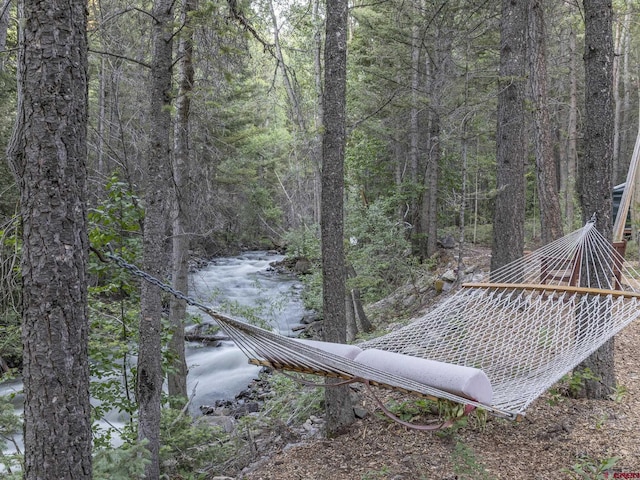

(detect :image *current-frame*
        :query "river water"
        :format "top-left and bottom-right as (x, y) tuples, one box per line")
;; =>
(0, 250), (307, 455)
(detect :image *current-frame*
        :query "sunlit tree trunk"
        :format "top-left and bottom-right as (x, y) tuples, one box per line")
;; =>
(8, 0), (92, 477)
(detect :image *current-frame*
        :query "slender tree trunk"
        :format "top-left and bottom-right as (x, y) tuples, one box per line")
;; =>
(491, 0), (527, 272)
(410, 20), (421, 251)
(322, 0), (354, 437)
(528, 0), (563, 244)
(619, 0), (633, 177)
(168, 0), (197, 406)
(269, 0), (305, 131)
(577, 0), (615, 400)
(138, 0), (174, 475)
(565, 19), (579, 230)
(8, 0), (92, 477)
(312, 0), (323, 224)
(0, 0), (11, 73)
(612, 13), (622, 181)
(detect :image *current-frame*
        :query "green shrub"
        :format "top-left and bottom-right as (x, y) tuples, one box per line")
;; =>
(93, 441), (150, 480)
(159, 407), (235, 479)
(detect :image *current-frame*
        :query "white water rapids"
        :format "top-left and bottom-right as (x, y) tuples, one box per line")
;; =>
(0, 250), (308, 457)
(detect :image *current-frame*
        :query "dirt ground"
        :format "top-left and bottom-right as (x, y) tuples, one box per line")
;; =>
(241, 321), (640, 479)
(240, 247), (640, 480)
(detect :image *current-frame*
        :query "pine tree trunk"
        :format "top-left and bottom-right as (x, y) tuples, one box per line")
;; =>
(577, 0), (616, 400)
(138, 0), (174, 475)
(10, 0), (92, 476)
(491, 0), (527, 272)
(167, 0), (196, 407)
(565, 18), (578, 230)
(528, 0), (563, 244)
(0, 0), (10, 73)
(322, 0), (355, 436)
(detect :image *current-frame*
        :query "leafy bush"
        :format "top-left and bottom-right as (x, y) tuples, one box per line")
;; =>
(345, 196), (418, 303)
(284, 197), (419, 312)
(258, 373), (323, 425)
(93, 441), (150, 480)
(159, 408), (235, 479)
(0, 394), (22, 477)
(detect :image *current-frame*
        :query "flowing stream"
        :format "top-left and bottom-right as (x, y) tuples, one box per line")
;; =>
(0, 250), (307, 457)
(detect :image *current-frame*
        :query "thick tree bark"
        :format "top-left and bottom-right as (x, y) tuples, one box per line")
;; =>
(8, 0), (92, 477)
(138, 0), (174, 476)
(491, 0), (527, 273)
(322, 0), (355, 437)
(528, 0), (563, 244)
(167, 0), (197, 407)
(577, 0), (616, 399)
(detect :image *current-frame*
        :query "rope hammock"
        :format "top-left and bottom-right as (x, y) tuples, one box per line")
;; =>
(171, 217), (640, 423)
(104, 216), (640, 426)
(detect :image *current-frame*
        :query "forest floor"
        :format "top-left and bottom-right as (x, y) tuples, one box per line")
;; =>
(239, 246), (640, 480)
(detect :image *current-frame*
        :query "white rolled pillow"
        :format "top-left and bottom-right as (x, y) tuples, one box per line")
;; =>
(294, 338), (363, 360)
(354, 348), (493, 405)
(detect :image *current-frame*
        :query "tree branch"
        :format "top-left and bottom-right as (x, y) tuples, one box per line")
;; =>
(225, 0), (275, 56)
(88, 48), (152, 69)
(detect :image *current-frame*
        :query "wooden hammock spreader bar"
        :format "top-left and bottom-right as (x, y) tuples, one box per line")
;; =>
(248, 358), (442, 402)
(462, 282), (640, 300)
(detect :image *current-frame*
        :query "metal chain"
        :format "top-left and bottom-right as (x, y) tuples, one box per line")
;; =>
(105, 250), (211, 312)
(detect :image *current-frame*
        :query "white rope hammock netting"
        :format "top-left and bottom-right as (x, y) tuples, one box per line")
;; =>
(199, 219), (640, 421)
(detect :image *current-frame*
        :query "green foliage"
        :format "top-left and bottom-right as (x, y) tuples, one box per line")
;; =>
(386, 397), (438, 422)
(257, 373), (323, 426)
(0, 394), (22, 477)
(567, 368), (600, 397)
(345, 196), (418, 303)
(88, 173), (143, 297)
(609, 383), (628, 403)
(283, 223), (320, 260)
(451, 441), (496, 480)
(93, 441), (150, 480)
(284, 196), (419, 312)
(88, 298), (139, 448)
(86, 175), (143, 446)
(0, 216), (21, 370)
(159, 408), (234, 479)
(562, 455), (619, 480)
(361, 466), (391, 479)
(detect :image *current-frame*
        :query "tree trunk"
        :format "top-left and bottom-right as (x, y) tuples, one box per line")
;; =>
(138, 0), (174, 476)
(565, 17), (579, 230)
(312, 0), (323, 224)
(269, 0), (305, 131)
(409, 20), (421, 253)
(167, 0), (196, 408)
(0, 0), (10, 73)
(8, 0), (92, 477)
(491, 0), (527, 272)
(577, 0), (615, 399)
(528, 0), (563, 244)
(322, 0), (355, 437)
(618, 0), (633, 181)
